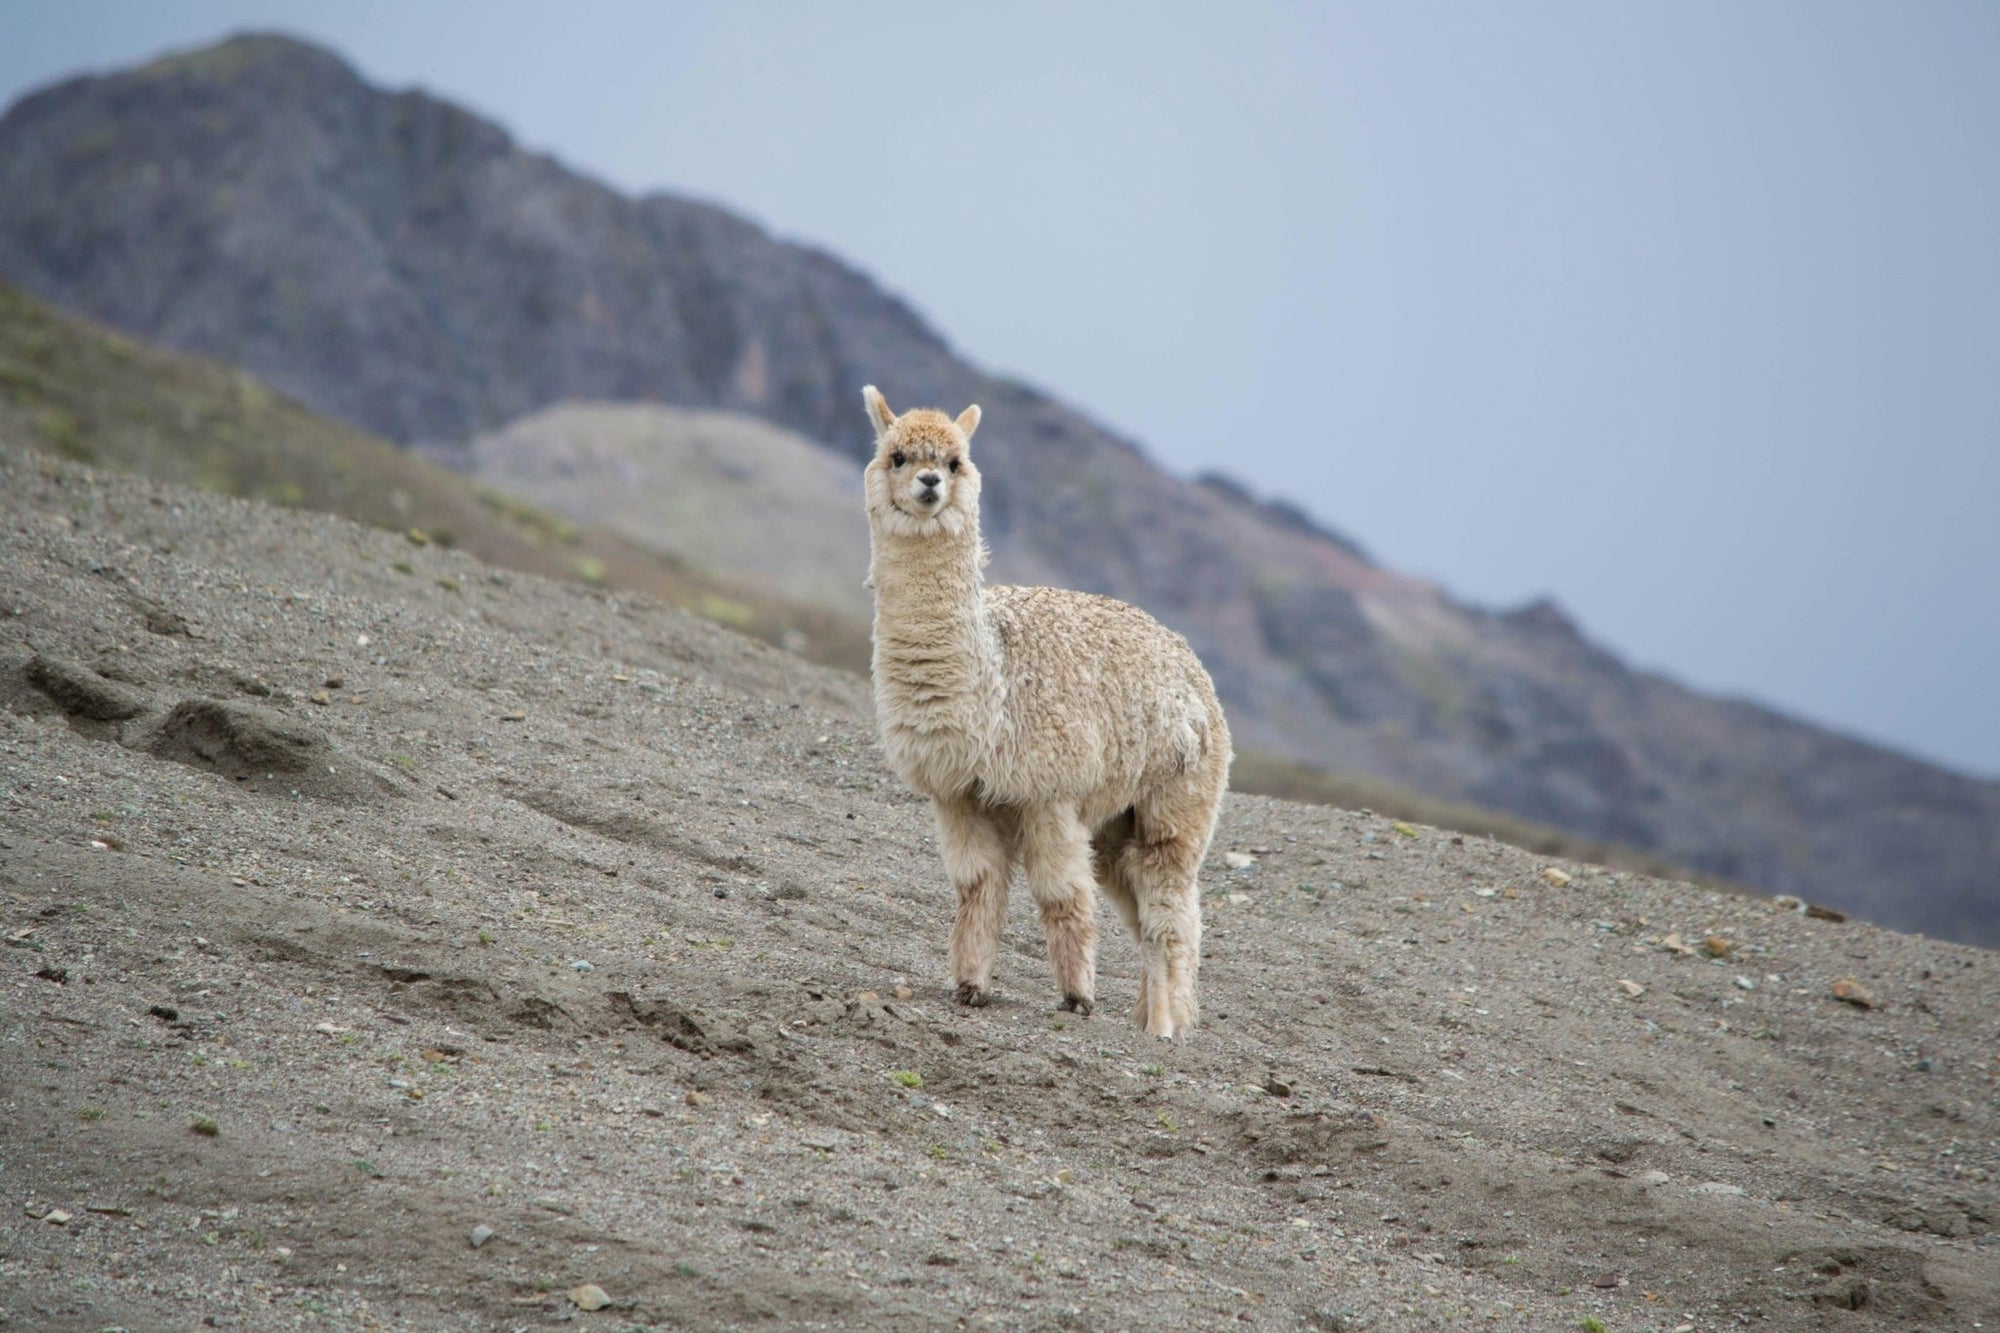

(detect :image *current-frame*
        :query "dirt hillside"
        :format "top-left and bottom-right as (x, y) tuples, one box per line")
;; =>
(1, 443), (1995, 1331)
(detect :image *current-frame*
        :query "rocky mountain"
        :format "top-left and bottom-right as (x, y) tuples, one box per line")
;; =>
(2, 33), (1995, 944)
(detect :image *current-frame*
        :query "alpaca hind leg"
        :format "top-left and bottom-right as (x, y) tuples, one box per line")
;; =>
(1021, 804), (1100, 1014)
(1091, 809), (1150, 1024)
(934, 797), (1014, 1006)
(1119, 816), (1209, 1038)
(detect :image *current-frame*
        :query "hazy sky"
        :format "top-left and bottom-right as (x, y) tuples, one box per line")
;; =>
(4, 2), (1997, 778)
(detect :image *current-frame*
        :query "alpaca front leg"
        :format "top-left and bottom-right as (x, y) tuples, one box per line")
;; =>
(1021, 804), (1099, 1015)
(934, 797), (1013, 1006)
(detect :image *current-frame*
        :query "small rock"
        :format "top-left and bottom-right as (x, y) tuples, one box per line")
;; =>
(1702, 935), (1731, 958)
(1805, 903), (1849, 923)
(1223, 852), (1257, 870)
(34, 965), (67, 984)
(534, 1196), (571, 1215)
(406, 528), (431, 546)
(1660, 932), (1695, 956)
(569, 1283), (611, 1311)
(43, 1208), (73, 1226)
(569, 959), (595, 973)
(499, 709), (527, 722)
(469, 1224), (495, 1249)
(1263, 1075), (1294, 1098)
(1389, 822), (1419, 838)
(1692, 1181), (1745, 1196)
(892, 984), (913, 1001)
(1226, 892), (1251, 905)
(1773, 895), (1805, 913)
(1638, 1170), (1672, 1188)
(1132, 1194), (1158, 1212)
(1832, 977), (1875, 1009)
(1734, 976), (1756, 991)
(1540, 867), (1573, 887)
(1617, 979), (1645, 998)
(685, 1090), (709, 1107)
(309, 690), (332, 706)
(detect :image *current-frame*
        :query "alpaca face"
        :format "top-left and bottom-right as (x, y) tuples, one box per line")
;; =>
(861, 386), (983, 539)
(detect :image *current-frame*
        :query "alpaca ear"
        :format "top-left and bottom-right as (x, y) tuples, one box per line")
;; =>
(863, 384), (896, 438)
(956, 404), (982, 440)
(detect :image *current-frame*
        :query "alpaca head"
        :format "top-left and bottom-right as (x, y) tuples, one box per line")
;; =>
(862, 385), (983, 541)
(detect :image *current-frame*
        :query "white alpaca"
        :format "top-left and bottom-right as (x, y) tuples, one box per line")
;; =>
(861, 385), (1231, 1037)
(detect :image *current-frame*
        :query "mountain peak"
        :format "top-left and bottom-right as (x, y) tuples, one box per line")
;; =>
(131, 31), (364, 91)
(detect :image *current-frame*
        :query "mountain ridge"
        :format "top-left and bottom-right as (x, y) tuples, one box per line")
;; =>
(2, 32), (1994, 944)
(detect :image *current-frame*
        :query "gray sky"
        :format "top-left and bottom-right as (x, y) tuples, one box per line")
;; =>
(4, 1), (1997, 778)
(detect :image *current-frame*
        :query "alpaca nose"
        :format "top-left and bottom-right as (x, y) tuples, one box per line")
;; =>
(917, 471), (942, 489)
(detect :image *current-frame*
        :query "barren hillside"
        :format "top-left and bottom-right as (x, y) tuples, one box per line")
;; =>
(3, 445), (1995, 1330)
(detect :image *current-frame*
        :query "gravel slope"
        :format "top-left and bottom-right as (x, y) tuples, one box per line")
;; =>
(1, 442), (1995, 1331)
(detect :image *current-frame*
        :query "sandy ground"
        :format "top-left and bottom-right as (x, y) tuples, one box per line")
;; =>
(1, 441), (1996, 1331)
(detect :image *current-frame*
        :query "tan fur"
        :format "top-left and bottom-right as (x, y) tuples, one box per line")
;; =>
(861, 385), (1231, 1037)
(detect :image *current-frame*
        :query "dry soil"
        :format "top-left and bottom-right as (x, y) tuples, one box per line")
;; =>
(1, 443), (1995, 1331)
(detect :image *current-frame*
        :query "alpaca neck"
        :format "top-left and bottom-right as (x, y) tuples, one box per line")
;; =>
(868, 521), (1003, 787)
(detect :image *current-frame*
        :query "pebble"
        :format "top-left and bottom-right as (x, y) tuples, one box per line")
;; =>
(1540, 868), (1572, 887)
(1263, 1075), (1294, 1097)
(1223, 852), (1257, 870)
(1832, 977), (1876, 1009)
(1734, 976), (1756, 991)
(1638, 1170), (1672, 1188)
(568, 1284), (611, 1311)
(1660, 933), (1695, 956)
(892, 984), (913, 1001)
(1702, 935), (1731, 958)
(469, 1224), (495, 1249)
(1617, 979), (1645, 998)
(569, 959), (595, 973)
(1691, 1181), (1745, 1196)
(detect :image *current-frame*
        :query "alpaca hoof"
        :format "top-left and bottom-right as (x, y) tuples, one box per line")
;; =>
(1059, 993), (1094, 1017)
(953, 982), (991, 1007)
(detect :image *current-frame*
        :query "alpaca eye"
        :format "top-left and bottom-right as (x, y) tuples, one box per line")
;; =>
(947, 458), (961, 473)
(890, 451), (906, 469)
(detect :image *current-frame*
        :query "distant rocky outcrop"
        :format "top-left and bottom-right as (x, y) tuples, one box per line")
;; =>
(2, 33), (1995, 943)
(448, 403), (873, 621)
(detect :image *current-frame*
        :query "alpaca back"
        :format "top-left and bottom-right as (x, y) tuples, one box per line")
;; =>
(976, 585), (1227, 820)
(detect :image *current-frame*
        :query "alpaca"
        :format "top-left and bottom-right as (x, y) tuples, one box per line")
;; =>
(861, 385), (1231, 1038)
